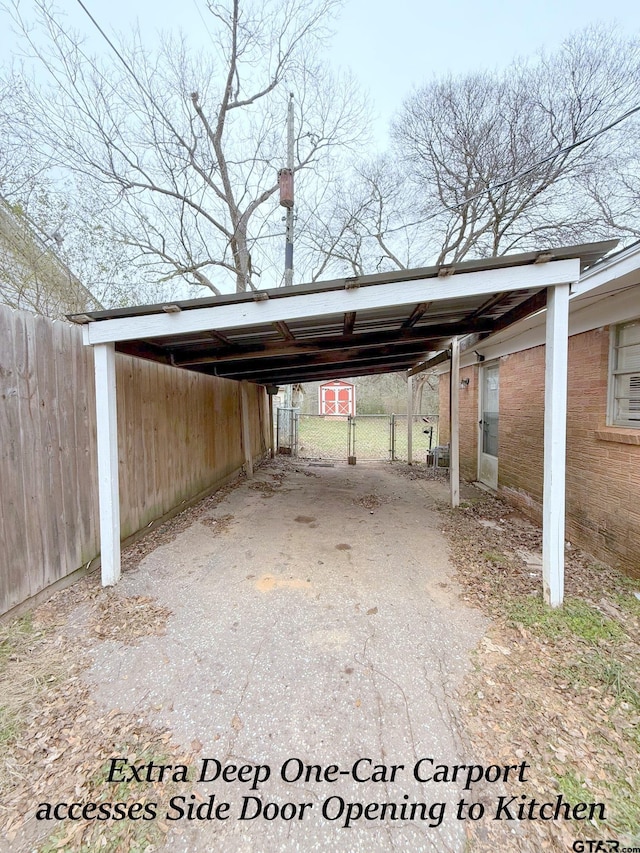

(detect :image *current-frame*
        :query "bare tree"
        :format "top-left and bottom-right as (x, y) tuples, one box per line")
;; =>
(0, 73), (47, 201)
(297, 155), (421, 279)
(581, 117), (640, 240)
(6, 0), (367, 296)
(0, 194), (102, 317)
(0, 71), (142, 314)
(391, 26), (640, 264)
(297, 27), (640, 284)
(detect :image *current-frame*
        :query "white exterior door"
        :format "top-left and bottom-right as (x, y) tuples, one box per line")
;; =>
(478, 362), (499, 489)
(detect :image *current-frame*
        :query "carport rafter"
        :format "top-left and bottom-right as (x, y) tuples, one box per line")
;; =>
(220, 363), (419, 384)
(343, 311), (356, 335)
(200, 346), (450, 382)
(402, 301), (431, 329)
(165, 325), (484, 369)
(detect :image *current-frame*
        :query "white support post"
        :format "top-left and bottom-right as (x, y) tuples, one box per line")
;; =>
(407, 373), (413, 465)
(268, 393), (275, 459)
(450, 336), (460, 508)
(543, 283), (570, 607)
(94, 342), (121, 586)
(240, 380), (254, 479)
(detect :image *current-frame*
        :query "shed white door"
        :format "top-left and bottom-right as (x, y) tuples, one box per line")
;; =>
(321, 383), (353, 415)
(478, 362), (499, 489)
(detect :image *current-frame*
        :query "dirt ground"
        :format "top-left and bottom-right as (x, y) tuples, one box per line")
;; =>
(1, 458), (639, 852)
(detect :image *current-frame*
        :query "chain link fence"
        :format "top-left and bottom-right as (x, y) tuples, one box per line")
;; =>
(391, 414), (439, 462)
(276, 409), (440, 463)
(276, 407), (298, 456)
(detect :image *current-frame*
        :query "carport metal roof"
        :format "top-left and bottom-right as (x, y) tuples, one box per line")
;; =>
(70, 241), (615, 385)
(74, 239), (617, 611)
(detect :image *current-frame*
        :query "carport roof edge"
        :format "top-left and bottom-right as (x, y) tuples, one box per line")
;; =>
(69, 240), (616, 385)
(70, 241), (614, 324)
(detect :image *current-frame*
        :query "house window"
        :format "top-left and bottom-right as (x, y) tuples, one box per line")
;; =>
(609, 320), (640, 427)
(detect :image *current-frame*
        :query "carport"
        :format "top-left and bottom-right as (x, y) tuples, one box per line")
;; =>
(69, 240), (615, 607)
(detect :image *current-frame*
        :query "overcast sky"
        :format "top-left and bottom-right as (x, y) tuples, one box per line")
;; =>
(330, 0), (640, 145)
(4, 0), (640, 148)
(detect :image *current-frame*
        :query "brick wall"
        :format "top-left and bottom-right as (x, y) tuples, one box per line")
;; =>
(439, 328), (640, 578)
(438, 365), (478, 481)
(498, 347), (545, 510)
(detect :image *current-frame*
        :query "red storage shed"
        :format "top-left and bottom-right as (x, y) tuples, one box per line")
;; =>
(319, 380), (355, 416)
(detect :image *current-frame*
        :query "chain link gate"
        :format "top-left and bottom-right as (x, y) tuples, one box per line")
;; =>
(347, 414), (392, 461)
(296, 414), (350, 460)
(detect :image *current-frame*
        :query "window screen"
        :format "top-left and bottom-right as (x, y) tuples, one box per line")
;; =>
(611, 320), (640, 427)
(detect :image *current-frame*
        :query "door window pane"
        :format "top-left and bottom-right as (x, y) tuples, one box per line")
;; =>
(482, 365), (499, 457)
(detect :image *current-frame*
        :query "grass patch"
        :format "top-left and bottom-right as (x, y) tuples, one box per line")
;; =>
(555, 769), (592, 807)
(506, 596), (626, 643)
(40, 828), (158, 853)
(0, 611), (66, 796)
(557, 653), (640, 710)
(0, 706), (20, 747)
(0, 613), (39, 747)
(614, 591), (640, 616)
(0, 612), (36, 664)
(481, 549), (510, 567)
(38, 743), (176, 853)
(443, 490), (640, 850)
(603, 774), (640, 841)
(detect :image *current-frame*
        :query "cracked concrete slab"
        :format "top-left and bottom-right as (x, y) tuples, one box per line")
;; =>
(85, 460), (488, 852)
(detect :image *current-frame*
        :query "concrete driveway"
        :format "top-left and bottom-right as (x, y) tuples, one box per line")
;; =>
(86, 460), (487, 852)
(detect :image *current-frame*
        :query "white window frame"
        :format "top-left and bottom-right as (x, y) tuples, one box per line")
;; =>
(608, 318), (640, 428)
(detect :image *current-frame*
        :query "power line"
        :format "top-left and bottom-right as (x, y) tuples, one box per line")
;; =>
(73, 0), (176, 129)
(73, 0), (268, 291)
(190, 0), (218, 48)
(383, 101), (640, 236)
(72, 0), (640, 266)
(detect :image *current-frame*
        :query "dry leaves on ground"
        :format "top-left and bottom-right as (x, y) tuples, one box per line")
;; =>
(353, 493), (384, 509)
(88, 593), (172, 645)
(441, 487), (640, 852)
(1, 583), (190, 853)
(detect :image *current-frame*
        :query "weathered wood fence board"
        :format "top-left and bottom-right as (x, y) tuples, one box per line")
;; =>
(0, 304), (269, 615)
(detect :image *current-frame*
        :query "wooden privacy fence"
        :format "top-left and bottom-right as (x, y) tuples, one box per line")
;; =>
(0, 304), (269, 616)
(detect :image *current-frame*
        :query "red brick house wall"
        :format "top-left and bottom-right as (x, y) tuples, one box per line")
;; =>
(439, 328), (640, 577)
(438, 366), (478, 482)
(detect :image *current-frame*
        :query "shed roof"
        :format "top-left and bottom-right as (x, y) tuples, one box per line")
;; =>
(70, 240), (616, 385)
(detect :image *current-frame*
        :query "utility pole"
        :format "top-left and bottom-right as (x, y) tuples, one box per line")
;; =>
(278, 93), (295, 409)
(284, 92), (294, 288)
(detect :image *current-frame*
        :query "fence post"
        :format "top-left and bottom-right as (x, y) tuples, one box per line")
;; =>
(348, 415), (356, 464)
(407, 374), (414, 464)
(240, 380), (254, 479)
(292, 410), (299, 457)
(390, 414), (395, 461)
